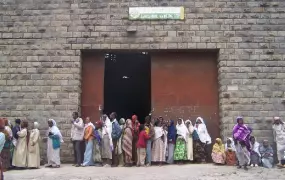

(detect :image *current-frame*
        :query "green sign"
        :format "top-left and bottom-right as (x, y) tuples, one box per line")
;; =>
(129, 7), (185, 20)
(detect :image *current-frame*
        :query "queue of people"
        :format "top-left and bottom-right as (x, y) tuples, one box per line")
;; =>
(0, 114), (284, 177)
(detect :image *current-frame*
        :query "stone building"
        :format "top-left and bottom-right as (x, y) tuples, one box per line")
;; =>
(1, 0), (285, 162)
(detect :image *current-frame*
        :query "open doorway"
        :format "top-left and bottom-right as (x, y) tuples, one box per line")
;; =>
(103, 52), (151, 123)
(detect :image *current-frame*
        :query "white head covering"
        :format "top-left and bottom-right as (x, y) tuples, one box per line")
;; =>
(225, 137), (236, 151)
(194, 117), (211, 144)
(250, 136), (261, 157)
(34, 122), (39, 129)
(185, 119), (194, 134)
(48, 119), (63, 143)
(176, 118), (189, 141)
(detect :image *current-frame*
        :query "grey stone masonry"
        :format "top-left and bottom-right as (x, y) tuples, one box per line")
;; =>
(1, 0), (285, 162)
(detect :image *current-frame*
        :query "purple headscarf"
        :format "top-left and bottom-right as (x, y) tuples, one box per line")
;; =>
(232, 117), (252, 150)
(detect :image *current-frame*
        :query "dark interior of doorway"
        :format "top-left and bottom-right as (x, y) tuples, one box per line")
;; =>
(103, 52), (151, 123)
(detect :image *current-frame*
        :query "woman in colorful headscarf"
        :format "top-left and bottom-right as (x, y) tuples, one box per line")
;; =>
(1, 118), (12, 171)
(131, 115), (140, 164)
(0, 118), (7, 179)
(225, 137), (237, 166)
(174, 118), (189, 163)
(185, 120), (194, 161)
(232, 116), (251, 170)
(211, 138), (226, 164)
(27, 122), (40, 168)
(122, 119), (133, 166)
(193, 117), (211, 163)
(249, 136), (260, 167)
(46, 119), (63, 168)
(12, 120), (28, 168)
(167, 120), (176, 164)
(152, 120), (166, 165)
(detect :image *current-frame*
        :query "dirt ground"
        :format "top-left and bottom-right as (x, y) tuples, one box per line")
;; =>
(4, 164), (285, 180)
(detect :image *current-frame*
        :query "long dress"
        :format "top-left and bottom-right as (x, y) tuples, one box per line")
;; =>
(122, 127), (133, 164)
(27, 128), (40, 168)
(272, 123), (285, 162)
(101, 119), (113, 160)
(82, 124), (94, 166)
(152, 127), (166, 162)
(93, 129), (102, 164)
(1, 127), (12, 170)
(46, 119), (63, 167)
(186, 123), (194, 161)
(174, 136), (187, 160)
(194, 117), (211, 162)
(12, 128), (28, 167)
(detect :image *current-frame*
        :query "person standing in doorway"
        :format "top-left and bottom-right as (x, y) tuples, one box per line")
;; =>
(123, 119), (133, 167)
(145, 115), (154, 166)
(272, 116), (285, 167)
(71, 112), (84, 167)
(131, 115), (140, 165)
(110, 112), (121, 167)
(101, 114), (113, 167)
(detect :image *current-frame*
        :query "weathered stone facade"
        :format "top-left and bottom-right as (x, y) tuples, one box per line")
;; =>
(1, 0), (285, 161)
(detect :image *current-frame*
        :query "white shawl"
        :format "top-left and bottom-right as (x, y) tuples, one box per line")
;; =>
(194, 117), (211, 144)
(185, 119), (194, 135)
(48, 119), (63, 143)
(176, 119), (189, 141)
(154, 126), (163, 140)
(251, 140), (261, 157)
(225, 137), (236, 151)
(102, 117), (113, 148)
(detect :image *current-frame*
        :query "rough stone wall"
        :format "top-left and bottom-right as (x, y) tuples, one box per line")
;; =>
(1, 0), (285, 161)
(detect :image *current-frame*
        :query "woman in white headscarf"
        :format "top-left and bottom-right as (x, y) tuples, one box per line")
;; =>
(101, 114), (113, 167)
(174, 118), (189, 163)
(225, 137), (237, 166)
(46, 119), (63, 168)
(151, 120), (166, 165)
(27, 122), (41, 168)
(185, 120), (194, 161)
(193, 117), (211, 163)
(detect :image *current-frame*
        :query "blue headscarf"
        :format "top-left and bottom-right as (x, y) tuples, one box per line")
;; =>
(168, 120), (176, 142)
